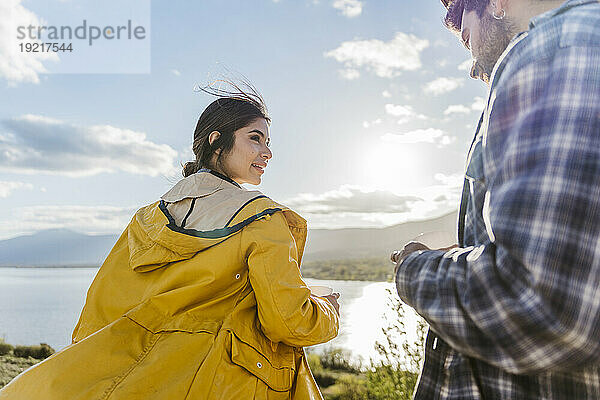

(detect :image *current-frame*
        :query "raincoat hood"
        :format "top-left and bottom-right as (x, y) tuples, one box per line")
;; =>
(128, 170), (307, 272)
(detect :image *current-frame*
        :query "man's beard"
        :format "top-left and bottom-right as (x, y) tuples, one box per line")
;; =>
(473, 13), (516, 83)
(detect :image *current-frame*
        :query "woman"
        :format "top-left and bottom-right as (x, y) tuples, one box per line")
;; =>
(0, 84), (340, 399)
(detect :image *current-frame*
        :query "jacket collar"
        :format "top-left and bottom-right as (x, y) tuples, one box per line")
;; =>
(198, 168), (241, 189)
(161, 169), (243, 203)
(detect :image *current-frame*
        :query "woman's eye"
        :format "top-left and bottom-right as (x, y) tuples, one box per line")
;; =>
(251, 135), (260, 142)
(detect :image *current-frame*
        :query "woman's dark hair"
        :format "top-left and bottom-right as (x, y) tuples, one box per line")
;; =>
(182, 80), (270, 177)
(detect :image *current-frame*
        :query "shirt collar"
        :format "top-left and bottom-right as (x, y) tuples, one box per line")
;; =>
(530, 0), (598, 28)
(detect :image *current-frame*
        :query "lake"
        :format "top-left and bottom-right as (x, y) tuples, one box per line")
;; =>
(0, 268), (420, 362)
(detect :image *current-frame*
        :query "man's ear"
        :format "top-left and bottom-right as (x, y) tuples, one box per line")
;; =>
(208, 131), (221, 152)
(491, 0), (508, 16)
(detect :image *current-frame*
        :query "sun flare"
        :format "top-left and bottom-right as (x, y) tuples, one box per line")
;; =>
(360, 140), (424, 192)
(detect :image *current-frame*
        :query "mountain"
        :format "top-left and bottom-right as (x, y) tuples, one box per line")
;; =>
(0, 211), (458, 266)
(0, 229), (118, 267)
(304, 210), (458, 261)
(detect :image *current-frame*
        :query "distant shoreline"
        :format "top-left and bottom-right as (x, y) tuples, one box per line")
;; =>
(0, 258), (393, 282)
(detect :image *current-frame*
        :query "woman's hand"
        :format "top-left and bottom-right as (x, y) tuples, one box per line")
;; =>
(321, 293), (341, 315)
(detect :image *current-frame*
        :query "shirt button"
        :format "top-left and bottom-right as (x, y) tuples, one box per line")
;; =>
(235, 274), (241, 279)
(256, 362), (262, 368)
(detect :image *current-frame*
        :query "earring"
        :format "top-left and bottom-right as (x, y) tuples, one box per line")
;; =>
(493, 8), (506, 19)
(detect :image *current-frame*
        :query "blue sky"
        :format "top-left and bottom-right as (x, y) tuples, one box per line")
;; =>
(0, 0), (487, 239)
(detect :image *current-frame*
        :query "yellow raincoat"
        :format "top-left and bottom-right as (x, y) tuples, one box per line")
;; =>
(0, 170), (339, 399)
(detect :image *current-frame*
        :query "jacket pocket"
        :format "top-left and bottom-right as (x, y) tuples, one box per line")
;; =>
(229, 331), (295, 392)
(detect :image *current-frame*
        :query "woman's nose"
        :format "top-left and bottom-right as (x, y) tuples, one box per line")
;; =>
(262, 146), (272, 160)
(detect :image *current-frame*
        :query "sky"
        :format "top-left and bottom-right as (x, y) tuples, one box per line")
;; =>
(0, 0), (488, 240)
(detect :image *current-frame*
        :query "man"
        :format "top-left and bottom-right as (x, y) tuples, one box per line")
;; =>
(392, 0), (600, 398)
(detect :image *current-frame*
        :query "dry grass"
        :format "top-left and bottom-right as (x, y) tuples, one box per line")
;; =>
(0, 354), (40, 388)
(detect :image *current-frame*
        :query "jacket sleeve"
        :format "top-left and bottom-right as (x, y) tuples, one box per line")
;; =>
(242, 212), (339, 347)
(396, 45), (600, 375)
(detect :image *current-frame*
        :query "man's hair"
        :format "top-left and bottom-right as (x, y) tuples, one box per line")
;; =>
(444, 0), (490, 33)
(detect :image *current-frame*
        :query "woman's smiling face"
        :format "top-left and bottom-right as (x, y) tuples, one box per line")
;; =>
(212, 118), (272, 185)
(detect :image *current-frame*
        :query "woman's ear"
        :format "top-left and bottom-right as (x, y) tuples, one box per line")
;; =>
(208, 131), (221, 153)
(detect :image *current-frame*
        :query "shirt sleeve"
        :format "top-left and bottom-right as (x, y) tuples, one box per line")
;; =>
(242, 212), (339, 347)
(396, 45), (600, 375)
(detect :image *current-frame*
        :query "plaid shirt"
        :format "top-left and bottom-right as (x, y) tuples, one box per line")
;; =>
(395, 1), (600, 399)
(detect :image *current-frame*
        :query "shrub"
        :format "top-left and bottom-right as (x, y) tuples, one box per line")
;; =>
(326, 375), (367, 400)
(366, 365), (419, 400)
(0, 339), (13, 356)
(319, 348), (361, 374)
(365, 288), (427, 400)
(312, 370), (338, 388)
(306, 351), (323, 374)
(13, 343), (55, 360)
(309, 289), (427, 400)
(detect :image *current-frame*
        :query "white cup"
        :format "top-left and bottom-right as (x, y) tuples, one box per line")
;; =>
(412, 230), (456, 249)
(391, 230), (457, 264)
(309, 285), (334, 297)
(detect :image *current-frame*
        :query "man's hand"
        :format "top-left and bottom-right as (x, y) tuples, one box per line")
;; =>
(391, 242), (459, 274)
(391, 241), (431, 275)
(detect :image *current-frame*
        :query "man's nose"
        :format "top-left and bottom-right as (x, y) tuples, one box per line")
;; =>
(470, 63), (481, 79)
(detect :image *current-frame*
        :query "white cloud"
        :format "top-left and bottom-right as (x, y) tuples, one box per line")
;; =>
(325, 32), (429, 78)
(0, 114), (179, 177)
(471, 96), (486, 111)
(385, 104), (414, 118)
(381, 128), (455, 146)
(338, 68), (360, 80)
(444, 104), (471, 115)
(285, 185), (422, 215)
(442, 96), (486, 116)
(332, 0), (363, 18)
(438, 135), (456, 146)
(362, 118), (382, 128)
(382, 90), (392, 98)
(427, 173), (464, 209)
(282, 184), (459, 229)
(458, 59), (472, 71)
(0, 181), (33, 198)
(283, 185), (423, 228)
(423, 77), (464, 96)
(434, 172), (464, 187)
(384, 104), (427, 124)
(0, 0), (59, 86)
(170, 69), (181, 76)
